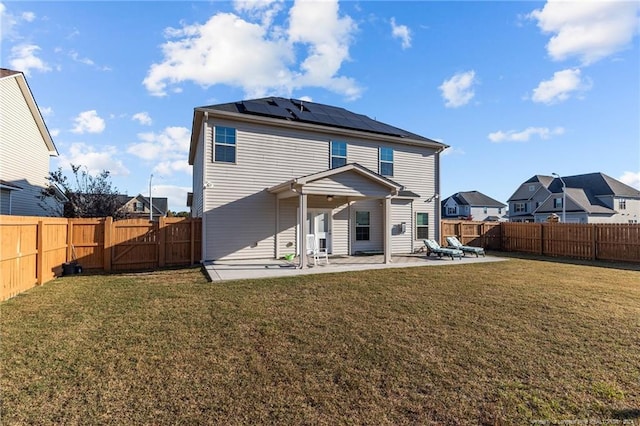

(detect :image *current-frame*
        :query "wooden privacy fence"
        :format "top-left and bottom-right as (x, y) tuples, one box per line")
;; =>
(442, 220), (640, 263)
(1, 216), (202, 301)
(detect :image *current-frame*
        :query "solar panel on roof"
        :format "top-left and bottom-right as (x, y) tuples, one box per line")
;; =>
(242, 100), (292, 119)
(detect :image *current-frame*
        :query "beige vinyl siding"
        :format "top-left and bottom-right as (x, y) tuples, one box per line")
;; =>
(0, 76), (56, 216)
(277, 198), (298, 258)
(391, 199), (413, 254)
(304, 171), (394, 198)
(198, 117), (440, 260)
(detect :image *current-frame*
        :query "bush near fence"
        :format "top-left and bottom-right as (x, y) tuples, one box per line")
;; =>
(0, 215), (202, 301)
(441, 220), (640, 263)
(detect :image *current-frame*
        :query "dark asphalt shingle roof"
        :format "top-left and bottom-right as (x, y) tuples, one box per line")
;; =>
(445, 191), (505, 207)
(198, 97), (445, 146)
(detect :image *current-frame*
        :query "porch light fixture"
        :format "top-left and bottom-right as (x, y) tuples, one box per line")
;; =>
(424, 194), (439, 203)
(326, 195), (334, 202)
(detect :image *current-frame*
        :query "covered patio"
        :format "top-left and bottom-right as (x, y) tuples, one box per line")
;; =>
(268, 163), (414, 269)
(202, 253), (506, 282)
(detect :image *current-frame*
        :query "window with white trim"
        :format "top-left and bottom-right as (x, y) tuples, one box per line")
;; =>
(355, 211), (370, 241)
(554, 198), (563, 209)
(416, 212), (429, 239)
(214, 126), (236, 163)
(619, 199), (627, 210)
(514, 203), (527, 213)
(379, 147), (394, 176)
(447, 206), (457, 215)
(330, 141), (347, 169)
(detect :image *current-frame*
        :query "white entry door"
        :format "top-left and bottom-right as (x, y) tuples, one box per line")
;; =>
(307, 209), (332, 253)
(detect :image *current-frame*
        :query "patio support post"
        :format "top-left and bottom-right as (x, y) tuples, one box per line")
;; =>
(298, 192), (307, 269)
(384, 196), (392, 264)
(275, 197), (280, 259)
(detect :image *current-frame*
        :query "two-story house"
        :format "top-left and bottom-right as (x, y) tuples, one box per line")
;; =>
(189, 97), (448, 267)
(117, 194), (169, 220)
(441, 190), (506, 221)
(508, 173), (640, 223)
(507, 175), (554, 222)
(0, 68), (59, 216)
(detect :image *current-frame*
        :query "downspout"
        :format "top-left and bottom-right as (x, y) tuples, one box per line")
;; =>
(202, 111), (208, 262)
(435, 149), (442, 243)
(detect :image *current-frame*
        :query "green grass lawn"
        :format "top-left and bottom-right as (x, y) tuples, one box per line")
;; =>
(1, 259), (639, 424)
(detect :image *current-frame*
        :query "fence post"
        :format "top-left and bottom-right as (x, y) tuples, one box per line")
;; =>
(104, 217), (113, 272)
(592, 224), (597, 261)
(158, 217), (166, 268)
(540, 223), (545, 256)
(66, 219), (73, 262)
(190, 219), (195, 265)
(37, 220), (44, 285)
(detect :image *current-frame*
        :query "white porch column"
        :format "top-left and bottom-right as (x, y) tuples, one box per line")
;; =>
(298, 192), (308, 269)
(384, 196), (392, 264)
(275, 197), (280, 259)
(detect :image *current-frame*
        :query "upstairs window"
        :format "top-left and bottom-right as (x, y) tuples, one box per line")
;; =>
(619, 199), (627, 210)
(330, 141), (347, 169)
(514, 203), (527, 213)
(214, 126), (236, 163)
(416, 212), (429, 239)
(447, 206), (456, 215)
(379, 147), (394, 176)
(554, 198), (563, 209)
(135, 201), (144, 212)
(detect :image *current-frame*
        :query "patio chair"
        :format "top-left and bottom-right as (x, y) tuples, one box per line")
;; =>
(446, 236), (486, 257)
(423, 239), (463, 260)
(306, 234), (329, 265)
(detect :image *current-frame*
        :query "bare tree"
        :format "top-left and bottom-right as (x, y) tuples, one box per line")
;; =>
(40, 165), (128, 218)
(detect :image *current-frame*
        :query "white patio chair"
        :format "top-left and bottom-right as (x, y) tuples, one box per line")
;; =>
(306, 234), (329, 265)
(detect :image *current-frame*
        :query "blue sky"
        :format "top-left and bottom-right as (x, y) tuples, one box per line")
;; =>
(2, 0), (639, 212)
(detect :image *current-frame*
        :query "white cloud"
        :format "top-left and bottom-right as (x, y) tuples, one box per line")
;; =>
(69, 50), (95, 66)
(21, 11), (35, 22)
(132, 112), (152, 126)
(619, 171), (640, 190)
(50, 128), (60, 137)
(1, 3), (35, 42)
(40, 106), (53, 117)
(71, 110), (106, 134)
(143, 0), (361, 100)
(441, 146), (465, 156)
(529, 0), (640, 65)
(127, 126), (191, 177)
(9, 44), (51, 75)
(57, 142), (129, 176)
(531, 68), (591, 104)
(439, 70), (477, 108)
(488, 126), (565, 143)
(390, 17), (411, 49)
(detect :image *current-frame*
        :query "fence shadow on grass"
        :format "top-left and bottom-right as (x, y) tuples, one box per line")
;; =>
(492, 250), (640, 272)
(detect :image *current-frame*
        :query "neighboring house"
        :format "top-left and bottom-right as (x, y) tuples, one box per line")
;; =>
(117, 194), (168, 220)
(508, 173), (640, 223)
(189, 97), (448, 266)
(441, 190), (506, 221)
(0, 68), (59, 216)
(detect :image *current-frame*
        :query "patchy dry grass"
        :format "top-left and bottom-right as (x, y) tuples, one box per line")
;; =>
(1, 260), (639, 425)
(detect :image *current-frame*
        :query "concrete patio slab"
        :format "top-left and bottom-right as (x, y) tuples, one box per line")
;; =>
(202, 253), (507, 282)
